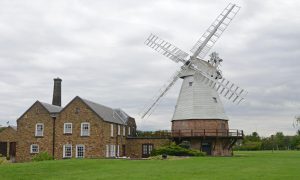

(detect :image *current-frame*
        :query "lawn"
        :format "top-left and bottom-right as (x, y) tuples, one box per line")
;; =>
(0, 151), (300, 180)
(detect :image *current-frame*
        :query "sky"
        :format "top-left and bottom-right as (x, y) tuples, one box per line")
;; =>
(0, 0), (299, 136)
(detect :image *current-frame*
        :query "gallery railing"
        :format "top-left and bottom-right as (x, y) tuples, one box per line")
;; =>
(171, 129), (244, 138)
(127, 129), (243, 138)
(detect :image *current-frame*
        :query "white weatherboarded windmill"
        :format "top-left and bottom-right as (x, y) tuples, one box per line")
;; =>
(141, 3), (246, 156)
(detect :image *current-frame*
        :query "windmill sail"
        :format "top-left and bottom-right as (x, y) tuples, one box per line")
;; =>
(145, 34), (189, 63)
(141, 70), (183, 119)
(191, 3), (240, 59)
(141, 3), (246, 119)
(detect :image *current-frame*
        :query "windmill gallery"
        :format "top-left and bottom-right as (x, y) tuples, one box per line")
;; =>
(0, 3), (246, 162)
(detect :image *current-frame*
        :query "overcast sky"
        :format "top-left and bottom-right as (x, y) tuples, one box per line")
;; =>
(0, 0), (299, 136)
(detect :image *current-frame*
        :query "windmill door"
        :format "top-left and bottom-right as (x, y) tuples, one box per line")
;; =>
(0, 142), (7, 157)
(201, 142), (212, 155)
(142, 144), (153, 158)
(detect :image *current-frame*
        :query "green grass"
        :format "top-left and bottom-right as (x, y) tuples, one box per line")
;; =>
(1, 151), (300, 180)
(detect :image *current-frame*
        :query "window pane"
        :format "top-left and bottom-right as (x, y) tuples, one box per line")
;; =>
(76, 145), (85, 158)
(36, 124), (44, 136)
(81, 123), (90, 136)
(64, 145), (72, 158)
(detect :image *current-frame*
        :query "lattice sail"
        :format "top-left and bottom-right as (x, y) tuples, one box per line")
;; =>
(191, 3), (240, 59)
(141, 70), (183, 119)
(190, 64), (247, 104)
(145, 34), (189, 63)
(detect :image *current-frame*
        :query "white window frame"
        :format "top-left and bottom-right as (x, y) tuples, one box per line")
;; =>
(128, 126), (131, 136)
(110, 124), (114, 137)
(64, 123), (72, 134)
(35, 123), (44, 137)
(117, 145), (120, 157)
(63, 144), (72, 158)
(123, 126), (126, 136)
(110, 144), (115, 157)
(30, 144), (39, 154)
(81, 122), (90, 136)
(106, 145), (109, 158)
(117, 125), (121, 135)
(76, 144), (85, 158)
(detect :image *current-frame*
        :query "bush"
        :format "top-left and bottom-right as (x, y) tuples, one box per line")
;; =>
(0, 154), (8, 164)
(151, 143), (205, 157)
(178, 141), (191, 149)
(32, 152), (53, 162)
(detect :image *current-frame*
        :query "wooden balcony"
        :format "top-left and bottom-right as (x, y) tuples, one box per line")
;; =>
(171, 129), (244, 138)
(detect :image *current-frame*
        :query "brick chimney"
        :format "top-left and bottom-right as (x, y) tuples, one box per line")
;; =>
(52, 78), (62, 106)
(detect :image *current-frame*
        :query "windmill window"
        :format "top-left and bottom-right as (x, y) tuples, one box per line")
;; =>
(189, 82), (193, 86)
(213, 97), (217, 103)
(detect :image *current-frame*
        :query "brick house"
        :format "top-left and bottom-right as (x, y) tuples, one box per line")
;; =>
(8, 78), (170, 162)
(16, 101), (62, 162)
(0, 126), (17, 161)
(54, 96), (137, 159)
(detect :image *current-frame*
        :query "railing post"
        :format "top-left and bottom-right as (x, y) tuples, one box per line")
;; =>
(236, 130), (238, 137)
(216, 129), (218, 137)
(204, 129), (206, 137)
(227, 129), (229, 137)
(191, 129), (193, 137)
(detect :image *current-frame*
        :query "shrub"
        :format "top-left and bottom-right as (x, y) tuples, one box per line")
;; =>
(151, 143), (205, 157)
(32, 152), (53, 162)
(0, 154), (8, 164)
(178, 141), (191, 149)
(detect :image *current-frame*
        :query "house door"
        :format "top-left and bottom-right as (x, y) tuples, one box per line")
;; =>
(122, 145), (126, 156)
(0, 142), (7, 157)
(9, 142), (16, 159)
(201, 142), (212, 155)
(142, 144), (153, 158)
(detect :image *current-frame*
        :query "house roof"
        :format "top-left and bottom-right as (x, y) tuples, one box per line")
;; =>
(80, 97), (130, 125)
(17, 101), (63, 121)
(39, 102), (63, 114)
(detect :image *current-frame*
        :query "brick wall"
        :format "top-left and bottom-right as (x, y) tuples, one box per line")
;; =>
(16, 102), (54, 162)
(0, 126), (17, 142)
(0, 127), (17, 158)
(126, 138), (170, 158)
(54, 97), (130, 159)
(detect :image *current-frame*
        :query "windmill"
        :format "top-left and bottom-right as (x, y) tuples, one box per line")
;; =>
(141, 3), (246, 156)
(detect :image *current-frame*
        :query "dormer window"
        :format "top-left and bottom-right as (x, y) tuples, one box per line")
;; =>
(123, 126), (126, 136)
(111, 124), (114, 137)
(35, 123), (44, 137)
(117, 125), (121, 135)
(128, 126), (131, 136)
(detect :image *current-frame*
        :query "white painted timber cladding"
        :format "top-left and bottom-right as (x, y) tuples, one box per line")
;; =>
(172, 74), (228, 120)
